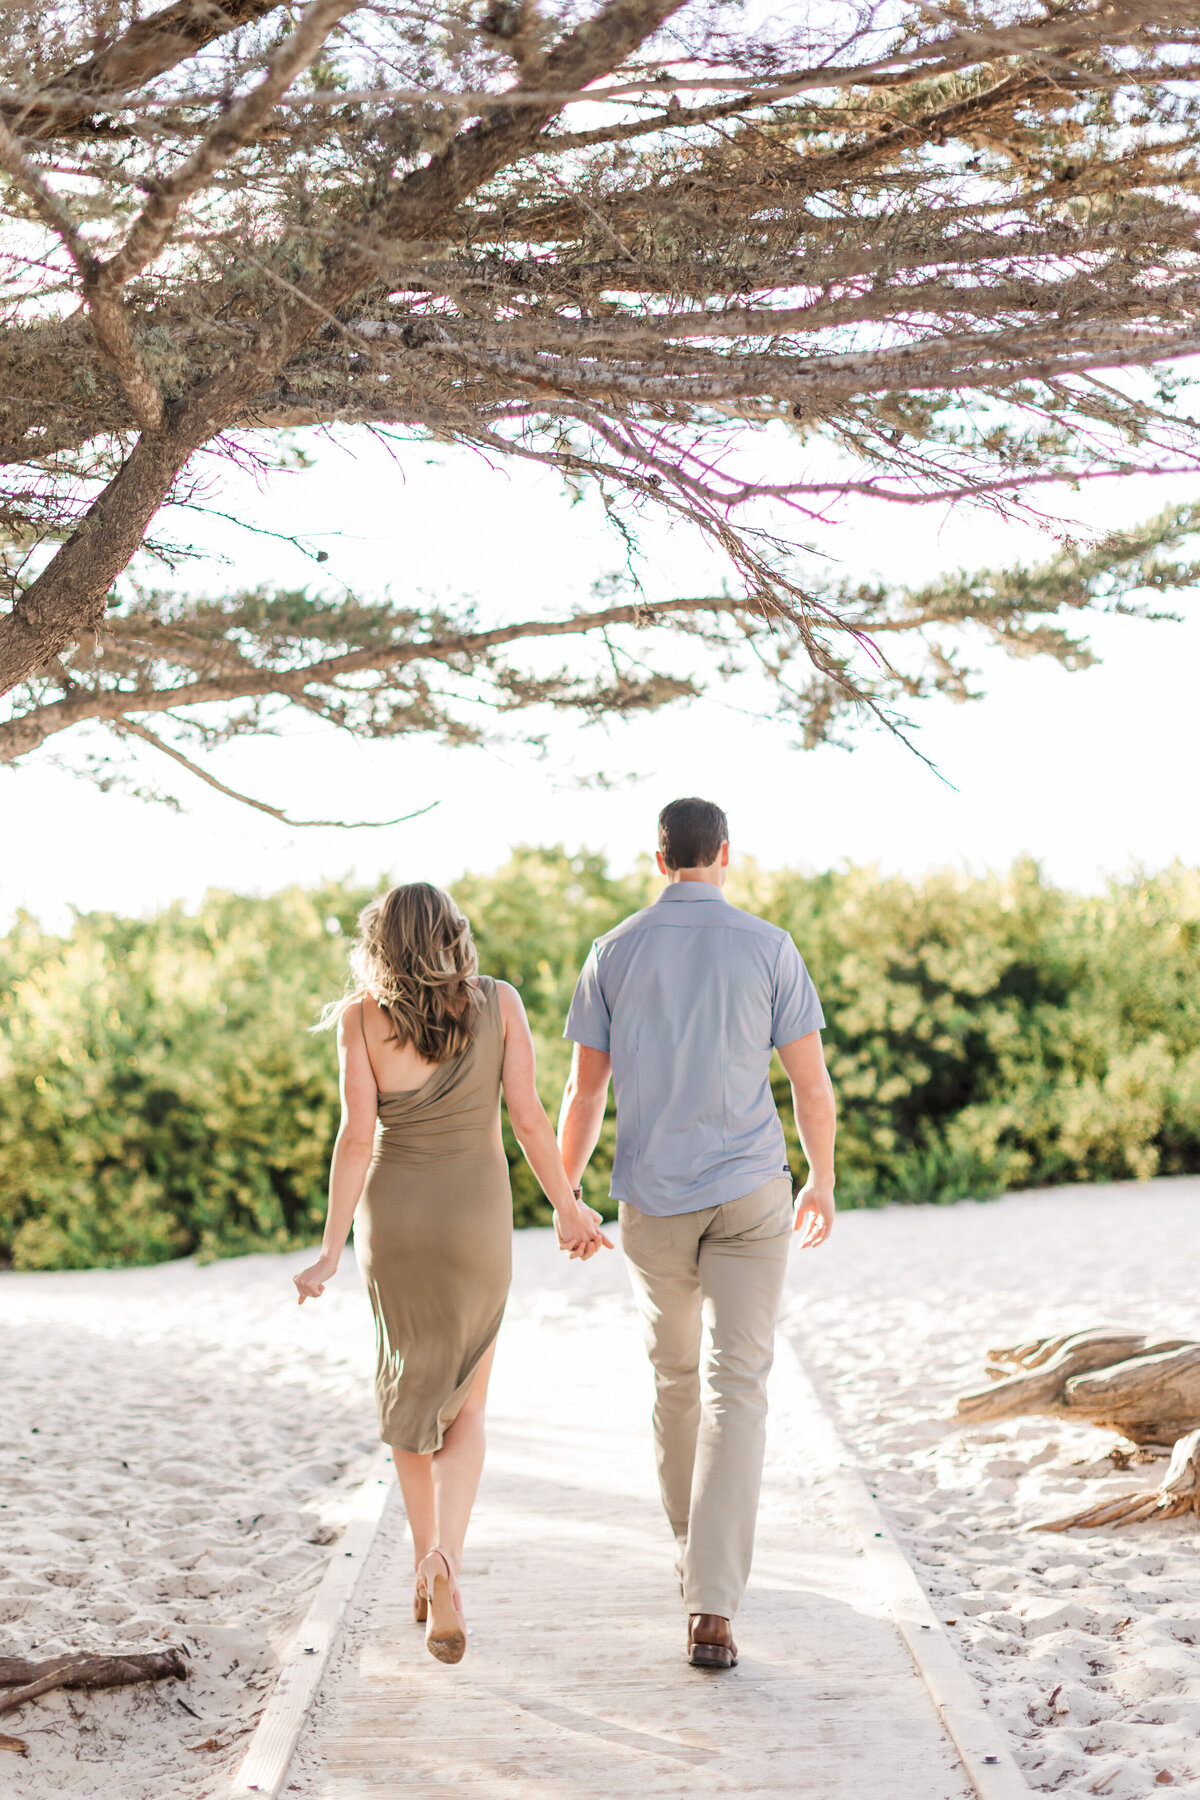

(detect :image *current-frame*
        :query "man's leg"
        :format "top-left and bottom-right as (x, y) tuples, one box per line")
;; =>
(683, 1177), (794, 1622)
(618, 1200), (709, 1545)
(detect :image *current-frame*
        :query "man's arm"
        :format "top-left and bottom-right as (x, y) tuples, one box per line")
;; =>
(497, 984), (610, 1256)
(776, 1031), (836, 1247)
(558, 1042), (613, 1190)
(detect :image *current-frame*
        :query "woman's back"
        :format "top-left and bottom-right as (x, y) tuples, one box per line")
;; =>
(363, 979), (507, 1169)
(358, 991), (442, 1093)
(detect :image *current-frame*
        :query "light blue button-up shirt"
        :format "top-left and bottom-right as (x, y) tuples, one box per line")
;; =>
(564, 883), (824, 1215)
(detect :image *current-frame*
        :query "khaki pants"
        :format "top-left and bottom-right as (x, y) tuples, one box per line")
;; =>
(619, 1177), (793, 1621)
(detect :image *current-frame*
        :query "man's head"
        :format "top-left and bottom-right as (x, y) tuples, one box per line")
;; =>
(656, 797), (730, 884)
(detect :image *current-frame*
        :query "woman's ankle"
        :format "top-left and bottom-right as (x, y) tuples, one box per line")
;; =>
(417, 1543), (459, 1573)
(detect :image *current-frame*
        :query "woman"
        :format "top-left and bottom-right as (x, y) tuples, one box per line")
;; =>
(293, 882), (609, 1664)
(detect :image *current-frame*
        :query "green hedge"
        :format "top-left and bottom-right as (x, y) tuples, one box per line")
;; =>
(2, 851), (1198, 1269)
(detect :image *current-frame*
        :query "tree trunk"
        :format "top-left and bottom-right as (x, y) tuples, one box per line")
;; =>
(0, 429), (190, 707)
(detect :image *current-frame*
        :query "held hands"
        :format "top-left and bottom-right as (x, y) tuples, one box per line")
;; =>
(294, 1253), (339, 1304)
(554, 1196), (614, 1262)
(793, 1181), (835, 1249)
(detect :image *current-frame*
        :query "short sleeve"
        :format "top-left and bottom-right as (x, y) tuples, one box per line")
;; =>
(770, 935), (825, 1047)
(564, 943), (612, 1052)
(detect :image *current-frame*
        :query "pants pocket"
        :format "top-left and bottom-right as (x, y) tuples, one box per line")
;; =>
(718, 1178), (793, 1242)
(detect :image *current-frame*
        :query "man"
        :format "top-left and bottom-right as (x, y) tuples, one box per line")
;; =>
(557, 797), (837, 1670)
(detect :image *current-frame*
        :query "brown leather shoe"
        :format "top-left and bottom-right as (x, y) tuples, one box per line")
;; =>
(688, 1614), (738, 1670)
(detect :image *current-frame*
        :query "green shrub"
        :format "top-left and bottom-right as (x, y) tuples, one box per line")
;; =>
(746, 858), (1200, 1204)
(1, 853), (1197, 1268)
(0, 884), (363, 1268)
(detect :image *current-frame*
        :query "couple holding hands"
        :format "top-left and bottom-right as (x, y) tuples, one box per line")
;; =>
(294, 797), (837, 1671)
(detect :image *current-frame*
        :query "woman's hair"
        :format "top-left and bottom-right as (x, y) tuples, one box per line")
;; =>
(315, 882), (482, 1061)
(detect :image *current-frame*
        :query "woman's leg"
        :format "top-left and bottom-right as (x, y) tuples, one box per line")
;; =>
(392, 1340), (496, 1597)
(392, 1449), (437, 1571)
(431, 1341), (496, 1585)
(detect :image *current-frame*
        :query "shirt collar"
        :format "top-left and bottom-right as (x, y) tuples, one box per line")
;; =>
(655, 883), (728, 904)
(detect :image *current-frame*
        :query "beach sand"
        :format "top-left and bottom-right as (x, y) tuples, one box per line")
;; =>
(2, 1177), (1198, 1797)
(789, 1176), (1200, 1799)
(1, 1249), (379, 1796)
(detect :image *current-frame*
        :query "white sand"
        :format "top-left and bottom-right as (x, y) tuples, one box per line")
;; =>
(1, 1250), (379, 1796)
(787, 1176), (1200, 1799)
(3, 1178), (1198, 1798)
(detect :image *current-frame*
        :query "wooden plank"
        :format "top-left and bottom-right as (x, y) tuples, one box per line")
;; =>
(318, 1715), (874, 1740)
(227, 1448), (394, 1800)
(311, 1788), (872, 1799)
(329, 1669), (904, 1693)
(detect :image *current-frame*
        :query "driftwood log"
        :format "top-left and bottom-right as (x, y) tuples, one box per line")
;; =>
(955, 1329), (1200, 1447)
(1033, 1429), (1200, 1533)
(0, 1649), (187, 1723)
(953, 1327), (1200, 1533)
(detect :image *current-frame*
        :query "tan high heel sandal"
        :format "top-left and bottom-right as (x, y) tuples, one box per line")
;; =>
(416, 1548), (466, 1664)
(412, 1575), (428, 1624)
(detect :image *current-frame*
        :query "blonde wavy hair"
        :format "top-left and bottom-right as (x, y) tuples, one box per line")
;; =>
(316, 883), (483, 1062)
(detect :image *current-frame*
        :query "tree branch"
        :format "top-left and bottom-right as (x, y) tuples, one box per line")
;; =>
(0, 100), (164, 429)
(116, 717), (439, 826)
(0, 114), (90, 260)
(222, 0), (695, 392)
(0, 593), (738, 760)
(8, 1), (286, 143)
(97, 0), (356, 295)
(28, 4), (1199, 123)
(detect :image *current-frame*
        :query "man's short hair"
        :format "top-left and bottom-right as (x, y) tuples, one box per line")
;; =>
(658, 797), (729, 870)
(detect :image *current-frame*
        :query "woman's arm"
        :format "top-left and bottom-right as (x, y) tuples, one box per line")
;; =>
(294, 1007), (378, 1303)
(497, 983), (612, 1258)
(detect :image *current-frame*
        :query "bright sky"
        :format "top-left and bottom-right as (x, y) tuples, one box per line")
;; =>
(3, 425), (1198, 931)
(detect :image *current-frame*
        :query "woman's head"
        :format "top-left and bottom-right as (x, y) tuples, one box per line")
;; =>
(321, 882), (481, 1061)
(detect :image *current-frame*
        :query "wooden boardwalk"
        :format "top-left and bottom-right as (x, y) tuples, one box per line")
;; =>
(283, 1239), (973, 1800)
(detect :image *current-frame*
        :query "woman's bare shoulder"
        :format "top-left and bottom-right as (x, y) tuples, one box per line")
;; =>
(491, 979), (525, 1018)
(334, 996), (369, 1053)
(342, 992), (372, 1030)
(335, 995), (361, 1026)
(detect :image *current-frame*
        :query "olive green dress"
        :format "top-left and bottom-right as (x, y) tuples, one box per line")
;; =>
(354, 977), (512, 1454)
